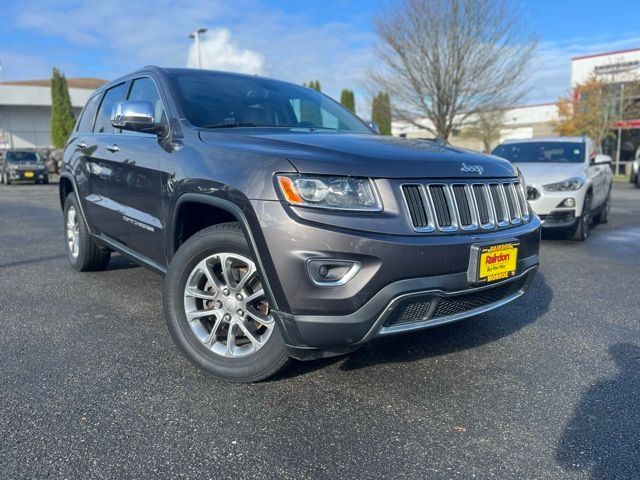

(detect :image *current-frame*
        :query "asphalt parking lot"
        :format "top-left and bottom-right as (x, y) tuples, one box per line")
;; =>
(1, 182), (639, 480)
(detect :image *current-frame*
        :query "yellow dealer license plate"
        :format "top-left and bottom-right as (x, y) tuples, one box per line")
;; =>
(24, 171), (34, 178)
(477, 243), (518, 283)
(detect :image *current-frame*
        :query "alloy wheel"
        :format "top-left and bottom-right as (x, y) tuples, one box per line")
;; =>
(183, 253), (274, 358)
(66, 206), (80, 258)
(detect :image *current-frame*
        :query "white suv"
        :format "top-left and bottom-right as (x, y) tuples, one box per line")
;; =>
(492, 137), (612, 241)
(631, 146), (639, 188)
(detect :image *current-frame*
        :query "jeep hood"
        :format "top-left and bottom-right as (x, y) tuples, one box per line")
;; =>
(199, 130), (516, 178)
(515, 162), (586, 186)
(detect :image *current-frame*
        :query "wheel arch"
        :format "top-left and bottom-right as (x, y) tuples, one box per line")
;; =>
(171, 193), (281, 311)
(59, 172), (93, 235)
(59, 174), (74, 210)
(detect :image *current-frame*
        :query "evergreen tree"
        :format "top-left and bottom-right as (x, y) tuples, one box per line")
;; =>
(340, 89), (355, 113)
(303, 81), (322, 92)
(371, 92), (392, 135)
(50, 68), (76, 148)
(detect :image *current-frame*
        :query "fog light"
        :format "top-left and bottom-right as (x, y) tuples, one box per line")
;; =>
(557, 198), (576, 208)
(306, 258), (361, 286)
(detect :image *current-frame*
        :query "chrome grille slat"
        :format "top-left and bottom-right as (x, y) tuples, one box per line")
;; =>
(427, 185), (458, 232)
(402, 179), (530, 233)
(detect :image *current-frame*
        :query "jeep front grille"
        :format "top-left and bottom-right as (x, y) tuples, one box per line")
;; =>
(401, 180), (529, 233)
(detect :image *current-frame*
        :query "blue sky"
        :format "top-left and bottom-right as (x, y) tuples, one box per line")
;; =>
(1, 0), (639, 115)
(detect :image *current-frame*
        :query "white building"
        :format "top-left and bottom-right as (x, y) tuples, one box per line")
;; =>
(393, 103), (559, 151)
(0, 78), (105, 149)
(571, 47), (640, 85)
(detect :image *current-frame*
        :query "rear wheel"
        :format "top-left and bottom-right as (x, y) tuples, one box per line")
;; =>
(164, 223), (289, 383)
(572, 192), (592, 241)
(63, 193), (111, 271)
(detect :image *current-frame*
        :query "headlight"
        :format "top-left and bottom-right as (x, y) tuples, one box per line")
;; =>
(543, 177), (584, 192)
(277, 174), (382, 211)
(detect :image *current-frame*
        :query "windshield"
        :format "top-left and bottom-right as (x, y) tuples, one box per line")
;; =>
(492, 142), (585, 163)
(5, 151), (41, 163)
(168, 71), (371, 133)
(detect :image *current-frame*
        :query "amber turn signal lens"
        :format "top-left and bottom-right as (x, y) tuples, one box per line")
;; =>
(277, 176), (303, 204)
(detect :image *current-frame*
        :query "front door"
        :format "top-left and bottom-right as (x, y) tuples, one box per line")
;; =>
(99, 77), (168, 264)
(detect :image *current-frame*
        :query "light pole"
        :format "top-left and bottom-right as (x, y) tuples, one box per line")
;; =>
(188, 28), (208, 69)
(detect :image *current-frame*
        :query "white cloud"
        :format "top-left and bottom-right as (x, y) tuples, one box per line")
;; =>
(188, 28), (265, 75)
(5, 0), (639, 115)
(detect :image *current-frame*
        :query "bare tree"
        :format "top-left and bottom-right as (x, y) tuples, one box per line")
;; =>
(460, 109), (506, 152)
(373, 0), (537, 139)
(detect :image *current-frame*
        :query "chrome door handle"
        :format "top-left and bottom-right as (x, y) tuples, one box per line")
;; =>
(106, 144), (120, 153)
(76, 142), (88, 149)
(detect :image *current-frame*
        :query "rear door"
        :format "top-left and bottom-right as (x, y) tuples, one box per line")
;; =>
(81, 82), (128, 234)
(67, 90), (109, 233)
(98, 76), (168, 263)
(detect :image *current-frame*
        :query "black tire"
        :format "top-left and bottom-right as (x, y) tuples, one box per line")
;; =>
(572, 192), (592, 241)
(164, 223), (289, 383)
(636, 173), (640, 188)
(594, 190), (611, 224)
(63, 193), (111, 271)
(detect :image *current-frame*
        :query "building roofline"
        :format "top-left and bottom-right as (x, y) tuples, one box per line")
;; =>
(0, 77), (107, 89)
(572, 47), (640, 61)
(499, 102), (557, 110)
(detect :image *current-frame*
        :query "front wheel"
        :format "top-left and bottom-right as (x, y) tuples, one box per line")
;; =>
(594, 190), (611, 224)
(572, 192), (592, 241)
(163, 223), (289, 383)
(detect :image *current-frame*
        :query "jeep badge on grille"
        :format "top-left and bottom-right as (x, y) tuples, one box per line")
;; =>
(461, 163), (484, 175)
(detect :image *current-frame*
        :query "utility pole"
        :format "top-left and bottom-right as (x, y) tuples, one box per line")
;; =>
(615, 83), (624, 176)
(188, 28), (208, 69)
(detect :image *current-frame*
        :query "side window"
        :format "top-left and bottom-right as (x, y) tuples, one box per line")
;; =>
(77, 94), (102, 133)
(127, 77), (167, 127)
(94, 83), (127, 133)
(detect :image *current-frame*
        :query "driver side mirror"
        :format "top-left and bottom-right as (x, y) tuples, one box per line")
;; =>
(366, 120), (380, 134)
(111, 101), (163, 134)
(592, 154), (612, 165)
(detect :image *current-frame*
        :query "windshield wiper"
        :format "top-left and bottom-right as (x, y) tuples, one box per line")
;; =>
(201, 122), (258, 129)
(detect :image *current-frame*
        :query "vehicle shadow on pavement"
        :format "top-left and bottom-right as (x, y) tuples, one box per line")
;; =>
(275, 272), (553, 380)
(555, 343), (640, 480)
(107, 254), (141, 271)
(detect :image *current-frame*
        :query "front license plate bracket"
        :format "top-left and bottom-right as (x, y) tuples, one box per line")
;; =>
(468, 241), (519, 285)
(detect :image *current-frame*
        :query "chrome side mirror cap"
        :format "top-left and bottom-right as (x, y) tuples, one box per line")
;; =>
(366, 120), (380, 134)
(111, 101), (160, 133)
(593, 154), (612, 165)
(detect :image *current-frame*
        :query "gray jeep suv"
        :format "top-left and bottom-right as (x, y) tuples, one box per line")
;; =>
(60, 67), (541, 382)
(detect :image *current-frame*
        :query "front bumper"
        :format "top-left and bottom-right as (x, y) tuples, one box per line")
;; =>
(275, 266), (538, 357)
(6, 170), (48, 182)
(527, 184), (585, 228)
(252, 200), (541, 354)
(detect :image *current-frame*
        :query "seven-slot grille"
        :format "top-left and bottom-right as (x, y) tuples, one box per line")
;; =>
(402, 180), (529, 233)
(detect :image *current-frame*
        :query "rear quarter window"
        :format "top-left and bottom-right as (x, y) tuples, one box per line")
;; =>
(76, 94), (102, 133)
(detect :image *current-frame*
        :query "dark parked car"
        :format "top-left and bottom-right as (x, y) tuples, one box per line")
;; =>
(1, 150), (49, 184)
(59, 67), (541, 382)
